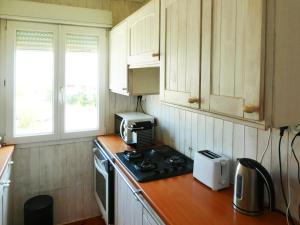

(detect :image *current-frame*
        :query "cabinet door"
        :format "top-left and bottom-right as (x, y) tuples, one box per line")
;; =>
(143, 208), (160, 225)
(109, 21), (129, 95)
(2, 183), (10, 225)
(201, 0), (265, 121)
(160, 0), (201, 108)
(127, 0), (160, 66)
(1, 162), (12, 225)
(115, 171), (143, 225)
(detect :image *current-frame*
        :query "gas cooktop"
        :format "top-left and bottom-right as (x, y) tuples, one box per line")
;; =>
(115, 145), (194, 182)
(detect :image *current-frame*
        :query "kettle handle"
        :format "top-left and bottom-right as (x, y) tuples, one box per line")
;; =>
(253, 162), (275, 211)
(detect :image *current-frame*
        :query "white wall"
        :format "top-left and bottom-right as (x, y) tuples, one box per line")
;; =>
(144, 95), (300, 222)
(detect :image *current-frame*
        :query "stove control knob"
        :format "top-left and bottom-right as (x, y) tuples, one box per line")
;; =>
(159, 169), (166, 174)
(169, 167), (175, 172)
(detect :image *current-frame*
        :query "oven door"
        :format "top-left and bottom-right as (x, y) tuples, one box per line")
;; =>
(94, 155), (109, 224)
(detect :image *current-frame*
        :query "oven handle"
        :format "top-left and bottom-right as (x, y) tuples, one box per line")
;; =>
(114, 164), (164, 225)
(94, 140), (113, 162)
(94, 157), (108, 177)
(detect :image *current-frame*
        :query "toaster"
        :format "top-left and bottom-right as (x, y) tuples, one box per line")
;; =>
(193, 150), (230, 191)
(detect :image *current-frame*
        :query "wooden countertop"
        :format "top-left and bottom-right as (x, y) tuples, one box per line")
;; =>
(97, 135), (286, 225)
(0, 145), (14, 178)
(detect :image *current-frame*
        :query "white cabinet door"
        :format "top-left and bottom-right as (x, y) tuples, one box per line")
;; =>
(2, 182), (11, 225)
(115, 171), (143, 225)
(0, 185), (3, 225)
(109, 21), (129, 96)
(0, 160), (12, 225)
(201, 0), (265, 121)
(160, 0), (201, 108)
(143, 208), (160, 225)
(127, 0), (160, 66)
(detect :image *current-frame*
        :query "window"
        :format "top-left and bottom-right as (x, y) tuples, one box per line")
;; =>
(5, 21), (107, 143)
(64, 33), (99, 133)
(15, 30), (55, 137)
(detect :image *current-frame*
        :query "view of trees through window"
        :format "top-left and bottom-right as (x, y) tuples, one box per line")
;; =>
(13, 28), (101, 137)
(15, 30), (54, 137)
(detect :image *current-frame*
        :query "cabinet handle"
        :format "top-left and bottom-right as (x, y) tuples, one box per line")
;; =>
(188, 97), (200, 104)
(152, 53), (160, 57)
(8, 161), (14, 165)
(243, 105), (259, 113)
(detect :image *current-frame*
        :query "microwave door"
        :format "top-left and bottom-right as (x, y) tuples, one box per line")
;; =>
(94, 157), (109, 224)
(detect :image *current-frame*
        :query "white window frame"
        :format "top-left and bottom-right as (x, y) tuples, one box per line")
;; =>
(59, 25), (107, 139)
(4, 21), (107, 144)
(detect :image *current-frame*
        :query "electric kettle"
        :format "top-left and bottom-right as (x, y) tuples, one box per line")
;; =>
(233, 158), (275, 216)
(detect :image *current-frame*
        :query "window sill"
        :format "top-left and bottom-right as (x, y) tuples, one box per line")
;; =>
(11, 135), (100, 149)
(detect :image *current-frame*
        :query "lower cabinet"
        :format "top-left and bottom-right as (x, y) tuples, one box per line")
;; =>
(115, 169), (143, 225)
(143, 208), (159, 225)
(114, 167), (164, 225)
(0, 159), (13, 225)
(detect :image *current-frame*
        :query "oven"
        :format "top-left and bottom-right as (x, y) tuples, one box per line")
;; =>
(93, 140), (114, 225)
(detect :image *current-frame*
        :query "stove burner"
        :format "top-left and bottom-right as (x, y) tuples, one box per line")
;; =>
(167, 155), (185, 166)
(124, 150), (143, 161)
(135, 159), (156, 172)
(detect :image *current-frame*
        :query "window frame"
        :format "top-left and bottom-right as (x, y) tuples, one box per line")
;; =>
(59, 25), (107, 140)
(4, 21), (107, 144)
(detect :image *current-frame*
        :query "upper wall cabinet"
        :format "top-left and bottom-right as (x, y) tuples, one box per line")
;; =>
(109, 0), (160, 96)
(160, 0), (201, 108)
(110, 21), (129, 95)
(109, 20), (160, 96)
(127, 0), (160, 67)
(201, 0), (265, 121)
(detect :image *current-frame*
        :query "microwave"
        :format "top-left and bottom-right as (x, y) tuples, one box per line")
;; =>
(114, 112), (155, 146)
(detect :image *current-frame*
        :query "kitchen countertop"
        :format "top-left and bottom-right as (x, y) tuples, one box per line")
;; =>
(97, 135), (286, 225)
(0, 145), (14, 178)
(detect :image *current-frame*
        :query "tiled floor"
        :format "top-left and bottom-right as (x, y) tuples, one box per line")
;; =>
(65, 216), (106, 225)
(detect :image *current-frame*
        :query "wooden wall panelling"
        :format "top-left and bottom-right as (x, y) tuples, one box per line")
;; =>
(289, 130), (300, 219)
(271, 129), (289, 212)
(232, 124), (245, 183)
(173, 108), (180, 152)
(222, 121), (233, 180)
(244, 127), (258, 160)
(197, 114), (206, 151)
(257, 129), (271, 171)
(205, 117), (214, 152)
(191, 113), (198, 159)
(12, 141), (99, 225)
(20, 0), (146, 25)
(168, 107), (175, 149)
(213, 118), (223, 155)
(184, 111), (192, 158)
(178, 109), (186, 155)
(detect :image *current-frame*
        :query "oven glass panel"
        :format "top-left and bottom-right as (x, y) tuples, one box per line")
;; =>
(96, 168), (106, 210)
